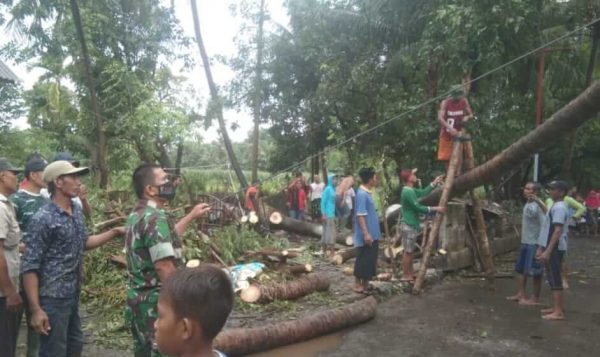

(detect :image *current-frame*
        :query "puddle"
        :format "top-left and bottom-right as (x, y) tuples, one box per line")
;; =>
(248, 332), (344, 357)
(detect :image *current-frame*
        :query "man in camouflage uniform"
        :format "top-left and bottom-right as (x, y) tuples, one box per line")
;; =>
(10, 155), (48, 357)
(125, 163), (210, 357)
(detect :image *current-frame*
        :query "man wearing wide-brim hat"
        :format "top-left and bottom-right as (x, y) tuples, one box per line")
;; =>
(0, 157), (24, 357)
(21, 161), (125, 357)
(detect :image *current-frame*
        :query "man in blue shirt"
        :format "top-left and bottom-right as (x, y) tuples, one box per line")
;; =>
(536, 180), (569, 320)
(21, 161), (124, 357)
(352, 167), (380, 294)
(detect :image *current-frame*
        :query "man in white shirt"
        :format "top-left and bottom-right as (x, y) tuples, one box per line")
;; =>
(310, 175), (324, 220)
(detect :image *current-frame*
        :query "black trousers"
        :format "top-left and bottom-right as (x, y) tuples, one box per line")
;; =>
(0, 297), (23, 357)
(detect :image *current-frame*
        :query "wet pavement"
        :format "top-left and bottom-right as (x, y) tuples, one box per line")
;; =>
(319, 234), (600, 357)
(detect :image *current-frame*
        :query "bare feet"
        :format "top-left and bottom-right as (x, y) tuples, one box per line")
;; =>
(542, 312), (565, 320)
(541, 307), (554, 315)
(519, 298), (541, 306)
(506, 294), (523, 302)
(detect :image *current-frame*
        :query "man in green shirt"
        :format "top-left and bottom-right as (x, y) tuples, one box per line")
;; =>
(125, 163), (211, 357)
(399, 169), (444, 282)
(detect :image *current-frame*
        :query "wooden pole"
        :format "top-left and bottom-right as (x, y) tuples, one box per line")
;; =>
(463, 140), (496, 286)
(413, 139), (463, 294)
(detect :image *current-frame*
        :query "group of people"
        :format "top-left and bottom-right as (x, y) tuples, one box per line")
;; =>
(1, 156), (234, 357)
(508, 180), (580, 320)
(0, 154), (127, 357)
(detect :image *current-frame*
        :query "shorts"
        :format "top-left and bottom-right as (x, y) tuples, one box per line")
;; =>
(437, 135), (453, 161)
(354, 241), (379, 281)
(400, 223), (418, 254)
(514, 244), (543, 277)
(544, 249), (565, 291)
(321, 218), (336, 246)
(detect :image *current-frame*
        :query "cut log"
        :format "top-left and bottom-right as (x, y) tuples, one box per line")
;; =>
(94, 216), (126, 231)
(240, 273), (330, 304)
(214, 296), (377, 356)
(109, 255), (127, 268)
(269, 211), (322, 238)
(186, 259), (201, 268)
(280, 263), (313, 275)
(245, 249), (299, 264)
(246, 249), (299, 259)
(331, 248), (357, 265)
(336, 233), (354, 246)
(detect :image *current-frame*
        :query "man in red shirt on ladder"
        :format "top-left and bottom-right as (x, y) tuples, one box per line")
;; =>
(437, 85), (474, 170)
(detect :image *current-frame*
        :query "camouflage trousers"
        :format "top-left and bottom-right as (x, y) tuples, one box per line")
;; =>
(125, 289), (166, 357)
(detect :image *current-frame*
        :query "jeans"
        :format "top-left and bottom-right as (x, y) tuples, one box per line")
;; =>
(39, 296), (83, 357)
(0, 297), (23, 357)
(288, 210), (305, 220)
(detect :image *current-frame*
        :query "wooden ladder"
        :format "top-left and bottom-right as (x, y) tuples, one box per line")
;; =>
(413, 132), (496, 294)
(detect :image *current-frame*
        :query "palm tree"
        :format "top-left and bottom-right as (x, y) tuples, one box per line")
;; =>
(190, 0), (248, 189)
(69, 0), (109, 188)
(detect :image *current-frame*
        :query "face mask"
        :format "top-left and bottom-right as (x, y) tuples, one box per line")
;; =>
(154, 181), (177, 201)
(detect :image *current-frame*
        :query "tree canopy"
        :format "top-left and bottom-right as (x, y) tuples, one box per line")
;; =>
(0, 0), (598, 194)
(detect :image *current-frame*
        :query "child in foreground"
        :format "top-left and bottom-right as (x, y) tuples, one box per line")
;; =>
(155, 264), (233, 357)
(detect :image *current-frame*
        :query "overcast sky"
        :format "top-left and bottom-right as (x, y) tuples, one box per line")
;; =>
(2, 0), (288, 143)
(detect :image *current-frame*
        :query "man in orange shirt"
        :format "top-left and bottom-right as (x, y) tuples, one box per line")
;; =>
(437, 86), (474, 170)
(244, 181), (261, 214)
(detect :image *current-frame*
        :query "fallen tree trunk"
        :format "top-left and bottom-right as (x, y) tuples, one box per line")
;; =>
(421, 80), (600, 205)
(269, 211), (323, 237)
(240, 273), (330, 304)
(331, 248), (357, 265)
(214, 296), (377, 356)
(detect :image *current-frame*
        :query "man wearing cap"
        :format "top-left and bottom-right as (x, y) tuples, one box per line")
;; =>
(399, 168), (445, 282)
(21, 161), (125, 357)
(536, 180), (570, 320)
(0, 158), (24, 357)
(437, 85), (474, 170)
(40, 152), (92, 220)
(10, 155), (49, 357)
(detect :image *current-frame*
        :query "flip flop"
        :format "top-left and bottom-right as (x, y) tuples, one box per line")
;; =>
(400, 278), (415, 283)
(506, 295), (521, 301)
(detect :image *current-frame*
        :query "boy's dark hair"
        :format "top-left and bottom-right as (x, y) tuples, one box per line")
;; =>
(358, 167), (376, 184)
(161, 264), (233, 341)
(132, 163), (161, 199)
(526, 181), (541, 194)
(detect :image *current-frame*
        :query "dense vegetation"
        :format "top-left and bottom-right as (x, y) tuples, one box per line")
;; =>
(1, 0), (599, 196)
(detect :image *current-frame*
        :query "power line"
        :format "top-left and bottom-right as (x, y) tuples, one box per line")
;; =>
(258, 16), (600, 186)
